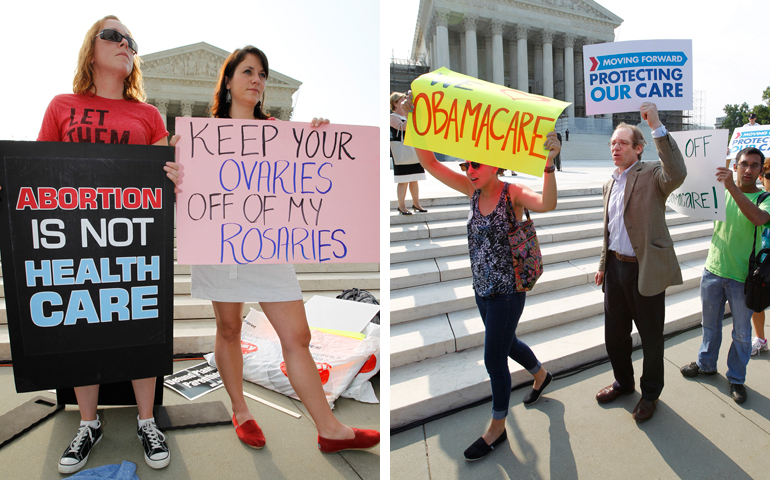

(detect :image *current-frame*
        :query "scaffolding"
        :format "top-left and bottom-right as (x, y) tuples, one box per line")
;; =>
(390, 52), (430, 96)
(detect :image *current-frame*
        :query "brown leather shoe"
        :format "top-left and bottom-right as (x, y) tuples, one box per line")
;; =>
(595, 383), (635, 404)
(632, 398), (658, 422)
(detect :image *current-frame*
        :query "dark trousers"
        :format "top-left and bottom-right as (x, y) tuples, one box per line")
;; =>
(604, 254), (666, 400)
(476, 292), (541, 419)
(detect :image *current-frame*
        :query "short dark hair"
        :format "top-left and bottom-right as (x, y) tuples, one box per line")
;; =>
(211, 46), (270, 120)
(738, 147), (765, 165)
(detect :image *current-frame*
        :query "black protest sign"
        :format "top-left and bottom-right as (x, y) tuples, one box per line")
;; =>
(0, 141), (174, 393)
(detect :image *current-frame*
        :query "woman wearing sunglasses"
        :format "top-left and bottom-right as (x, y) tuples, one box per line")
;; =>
(185, 46), (379, 454)
(405, 93), (560, 461)
(31, 16), (179, 474)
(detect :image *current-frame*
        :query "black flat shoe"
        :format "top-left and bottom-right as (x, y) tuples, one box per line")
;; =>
(464, 430), (507, 461)
(412, 206), (428, 213)
(397, 208), (412, 215)
(523, 371), (552, 406)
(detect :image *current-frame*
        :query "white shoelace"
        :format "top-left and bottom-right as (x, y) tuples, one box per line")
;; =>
(68, 424), (95, 453)
(141, 423), (166, 450)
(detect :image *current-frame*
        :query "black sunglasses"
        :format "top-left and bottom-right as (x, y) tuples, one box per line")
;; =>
(95, 29), (138, 54)
(763, 173), (770, 179)
(459, 162), (481, 171)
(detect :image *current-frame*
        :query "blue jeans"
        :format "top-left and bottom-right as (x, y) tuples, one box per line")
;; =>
(475, 292), (541, 420)
(698, 269), (753, 384)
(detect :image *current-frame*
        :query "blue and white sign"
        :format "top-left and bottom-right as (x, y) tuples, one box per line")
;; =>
(728, 127), (770, 159)
(583, 39), (693, 116)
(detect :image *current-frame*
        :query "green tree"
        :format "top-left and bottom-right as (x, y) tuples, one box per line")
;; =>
(722, 86), (770, 137)
(721, 102), (750, 136)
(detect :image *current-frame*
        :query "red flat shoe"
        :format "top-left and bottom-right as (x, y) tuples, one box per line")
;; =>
(317, 428), (380, 453)
(232, 414), (266, 449)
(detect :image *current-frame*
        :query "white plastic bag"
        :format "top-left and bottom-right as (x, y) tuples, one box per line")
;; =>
(206, 308), (379, 408)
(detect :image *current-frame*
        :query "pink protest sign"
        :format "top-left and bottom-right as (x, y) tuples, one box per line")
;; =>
(175, 117), (379, 264)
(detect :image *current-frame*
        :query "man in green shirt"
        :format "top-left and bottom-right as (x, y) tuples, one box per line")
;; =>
(681, 147), (770, 404)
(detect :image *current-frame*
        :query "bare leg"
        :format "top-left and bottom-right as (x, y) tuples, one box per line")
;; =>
(408, 181), (423, 210)
(131, 378), (157, 420)
(753, 310), (766, 340)
(481, 366), (546, 444)
(482, 418), (506, 445)
(211, 301), (252, 425)
(261, 300), (354, 440)
(74, 385), (99, 422)
(396, 183), (408, 212)
(532, 366), (547, 389)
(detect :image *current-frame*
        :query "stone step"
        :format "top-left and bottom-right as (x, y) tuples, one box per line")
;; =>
(388, 214), (710, 288)
(390, 219), (713, 277)
(390, 236), (711, 324)
(390, 259), (705, 369)
(388, 186), (604, 210)
(390, 286), (705, 428)
(0, 289), (379, 326)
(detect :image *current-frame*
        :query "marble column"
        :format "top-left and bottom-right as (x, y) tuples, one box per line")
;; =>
(534, 41), (543, 95)
(180, 99), (194, 117)
(542, 29), (554, 98)
(490, 19), (505, 85)
(460, 33), (466, 74)
(509, 39), (517, 89)
(435, 9), (450, 69)
(564, 33), (576, 118)
(463, 14), (479, 78)
(516, 25), (529, 92)
(485, 36), (493, 82)
(155, 98), (169, 128)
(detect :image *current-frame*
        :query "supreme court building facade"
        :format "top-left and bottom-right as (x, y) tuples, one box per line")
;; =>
(140, 42), (302, 135)
(410, 0), (622, 133)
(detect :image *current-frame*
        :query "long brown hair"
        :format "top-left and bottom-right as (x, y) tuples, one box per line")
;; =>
(210, 46), (270, 119)
(73, 15), (145, 101)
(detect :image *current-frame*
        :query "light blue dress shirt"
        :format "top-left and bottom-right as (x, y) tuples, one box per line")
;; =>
(607, 125), (668, 257)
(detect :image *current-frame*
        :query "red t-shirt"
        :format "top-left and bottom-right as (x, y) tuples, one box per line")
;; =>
(37, 93), (168, 145)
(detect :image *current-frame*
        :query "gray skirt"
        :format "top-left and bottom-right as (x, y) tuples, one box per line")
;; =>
(191, 264), (303, 303)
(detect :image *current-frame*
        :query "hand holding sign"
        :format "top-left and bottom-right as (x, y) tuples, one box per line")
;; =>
(640, 102), (662, 130)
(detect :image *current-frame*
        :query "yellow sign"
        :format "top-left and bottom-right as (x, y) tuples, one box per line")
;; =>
(404, 68), (571, 177)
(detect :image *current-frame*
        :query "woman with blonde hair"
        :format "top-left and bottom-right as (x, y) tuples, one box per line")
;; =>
(187, 45), (379, 453)
(33, 15), (179, 474)
(390, 91), (427, 214)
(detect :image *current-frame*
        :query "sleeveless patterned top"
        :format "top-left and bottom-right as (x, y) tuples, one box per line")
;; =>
(468, 186), (517, 297)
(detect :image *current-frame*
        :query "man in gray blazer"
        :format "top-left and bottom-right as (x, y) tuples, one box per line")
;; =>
(594, 102), (687, 422)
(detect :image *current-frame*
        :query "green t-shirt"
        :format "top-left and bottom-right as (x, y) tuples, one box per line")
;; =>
(705, 190), (770, 282)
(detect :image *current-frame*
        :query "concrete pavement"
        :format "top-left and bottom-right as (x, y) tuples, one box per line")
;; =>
(0, 360), (379, 479)
(391, 321), (770, 479)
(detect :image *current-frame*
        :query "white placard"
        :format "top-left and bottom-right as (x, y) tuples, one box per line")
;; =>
(666, 129), (727, 222)
(583, 39), (693, 116)
(304, 295), (380, 333)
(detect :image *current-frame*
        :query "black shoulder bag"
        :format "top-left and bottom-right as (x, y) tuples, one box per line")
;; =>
(745, 191), (770, 312)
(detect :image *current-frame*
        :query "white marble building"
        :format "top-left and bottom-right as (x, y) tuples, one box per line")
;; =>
(141, 42), (302, 135)
(411, 0), (622, 131)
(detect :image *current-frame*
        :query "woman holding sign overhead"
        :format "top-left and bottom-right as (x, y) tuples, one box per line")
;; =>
(187, 46), (379, 453)
(32, 15), (179, 474)
(405, 92), (560, 461)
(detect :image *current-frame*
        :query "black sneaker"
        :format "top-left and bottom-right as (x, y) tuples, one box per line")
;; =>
(730, 383), (748, 404)
(138, 421), (170, 469)
(680, 361), (716, 378)
(58, 422), (102, 474)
